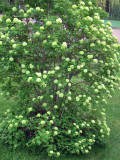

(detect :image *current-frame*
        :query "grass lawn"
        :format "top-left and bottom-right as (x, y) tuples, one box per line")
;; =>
(0, 89), (120, 160)
(104, 20), (120, 28)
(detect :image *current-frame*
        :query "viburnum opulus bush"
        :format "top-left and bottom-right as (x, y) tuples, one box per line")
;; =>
(0, 0), (120, 158)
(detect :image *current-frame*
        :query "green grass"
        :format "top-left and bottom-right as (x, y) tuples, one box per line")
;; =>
(0, 89), (120, 160)
(104, 20), (120, 28)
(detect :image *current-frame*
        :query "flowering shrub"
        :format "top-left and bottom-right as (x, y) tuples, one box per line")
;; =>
(0, 0), (120, 158)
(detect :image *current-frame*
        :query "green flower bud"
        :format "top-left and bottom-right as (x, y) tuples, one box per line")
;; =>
(40, 26), (44, 30)
(56, 18), (62, 24)
(68, 130), (71, 134)
(54, 131), (58, 135)
(87, 55), (93, 59)
(9, 57), (14, 61)
(84, 69), (88, 73)
(28, 107), (33, 112)
(79, 51), (84, 55)
(6, 18), (11, 23)
(72, 5), (77, 9)
(91, 120), (95, 124)
(55, 66), (60, 70)
(21, 120), (27, 124)
(9, 124), (13, 128)
(35, 32), (40, 36)
(22, 42), (27, 46)
(90, 43), (95, 47)
(12, 7), (17, 12)
(59, 93), (64, 98)
(36, 78), (41, 82)
(46, 21), (52, 26)
(0, 41), (2, 45)
(56, 152), (60, 156)
(41, 120), (45, 125)
(36, 7), (40, 11)
(49, 120), (54, 124)
(52, 41), (57, 47)
(61, 42), (67, 49)
(50, 150), (54, 154)
(54, 105), (58, 109)
(19, 9), (24, 14)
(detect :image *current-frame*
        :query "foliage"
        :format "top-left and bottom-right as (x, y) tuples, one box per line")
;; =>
(0, 0), (9, 12)
(1, 88), (120, 160)
(0, 0), (120, 158)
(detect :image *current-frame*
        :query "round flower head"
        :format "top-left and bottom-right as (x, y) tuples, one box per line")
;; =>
(22, 42), (27, 46)
(19, 9), (24, 14)
(35, 32), (40, 36)
(36, 72), (41, 77)
(36, 113), (41, 117)
(43, 75), (47, 79)
(88, 55), (93, 59)
(21, 120), (27, 124)
(19, 115), (23, 119)
(9, 124), (13, 128)
(84, 69), (88, 73)
(9, 57), (14, 61)
(54, 127), (58, 130)
(52, 41), (57, 47)
(47, 111), (51, 115)
(54, 131), (58, 135)
(36, 78), (41, 82)
(59, 93), (64, 98)
(88, 1), (92, 5)
(24, 13), (28, 18)
(91, 120), (95, 124)
(46, 21), (52, 26)
(26, 71), (30, 74)
(50, 150), (54, 154)
(36, 7), (40, 11)
(85, 150), (89, 153)
(1, 35), (5, 39)
(21, 64), (25, 68)
(68, 130), (71, 134)
(30, 64), (34, 69)
(15, 123), (18, 126)
(79, 51), (84, 55)
(93, 59), (98, 63)
(56, 18), (62, 24)
(55, 66), (60, 70)
(12, 44), (17, 49)
(61, 42), (67, 49)
(57, 152), (60, 156)
(46, 131), (50, 134)
(12, 7), (17, 12)
(72, 5), (77, 9)
(54, 105), (58, 109)
(49, 120), (54, 124)
(76, 97), (80, 101)
(13, 18), (19, 23)
(40, 26), (44, 30)
(41, 120), (45, 125)
(68, 96), (72, 100)
(6, 18), (11, 23)
(28, 107), (33, 112)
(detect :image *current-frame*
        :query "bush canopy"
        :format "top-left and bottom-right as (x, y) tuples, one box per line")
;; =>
(0, 0), (120, 158)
